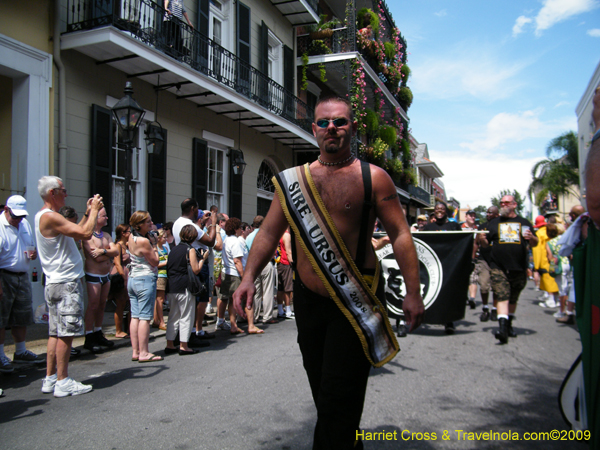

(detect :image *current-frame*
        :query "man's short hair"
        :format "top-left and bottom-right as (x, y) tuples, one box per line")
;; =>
(38, 176), (62, 199)
(315, 95), (353, 119)
(252, 215), (264, 228)
(181, 198), (198, 216)
(217, 213), (227, 224)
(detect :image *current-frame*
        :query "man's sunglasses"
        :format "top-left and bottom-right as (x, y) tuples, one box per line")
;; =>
(315, 118), (349, 128)
(8, 210), (26, 220)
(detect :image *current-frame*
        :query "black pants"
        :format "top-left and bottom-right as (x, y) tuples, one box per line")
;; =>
(294, 277), (372, 450)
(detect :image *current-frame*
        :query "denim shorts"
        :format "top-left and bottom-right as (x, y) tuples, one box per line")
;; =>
(128, 275), (157, 320)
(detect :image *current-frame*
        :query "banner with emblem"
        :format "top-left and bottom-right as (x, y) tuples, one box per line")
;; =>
(375, 231), (475, 324)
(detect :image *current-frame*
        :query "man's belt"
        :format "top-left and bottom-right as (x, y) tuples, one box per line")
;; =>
(0, 268), (27, 276)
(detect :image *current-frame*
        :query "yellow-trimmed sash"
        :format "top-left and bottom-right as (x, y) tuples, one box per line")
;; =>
(273, 164), (399, 367)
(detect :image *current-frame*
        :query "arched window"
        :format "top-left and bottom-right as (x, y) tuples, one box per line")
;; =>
(256, 160), (276, 216)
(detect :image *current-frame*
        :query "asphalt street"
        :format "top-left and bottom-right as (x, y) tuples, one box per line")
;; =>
(0, 281), (585, 450)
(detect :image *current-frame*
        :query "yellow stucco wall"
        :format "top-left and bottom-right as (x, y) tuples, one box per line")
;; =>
(0, 1), (53, 53)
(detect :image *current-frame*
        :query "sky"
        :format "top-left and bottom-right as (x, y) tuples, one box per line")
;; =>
(389, 0), (600, 213)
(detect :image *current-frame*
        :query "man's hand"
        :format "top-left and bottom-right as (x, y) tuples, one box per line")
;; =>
(233, 278), (256, 319)
(90, 194), (103, 211)
(403, 292), (424, 332)
(29, 249), (38, 261)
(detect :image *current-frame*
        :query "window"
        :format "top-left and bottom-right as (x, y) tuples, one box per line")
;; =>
(111, 124), (143, 231)
(257, 160), (276, 217)
(207, 146), (225, 210)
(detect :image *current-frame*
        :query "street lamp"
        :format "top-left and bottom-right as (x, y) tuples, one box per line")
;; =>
(111, 81), (146, 223)
(229, 149), (247, 175)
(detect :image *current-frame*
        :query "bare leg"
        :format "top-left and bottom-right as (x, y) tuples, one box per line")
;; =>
(468, 284), (478, 299)
(497, 300), (509, 316)
(195, 301), (207, 332)
(56, 337), (73, 380)
(247, 304), (263, 333)
(85, 282), (102, 332)
(154, 290), (166, 328)
(137, 320), (152, 359)
(94, 281), (111, 329)
(217, 297), (227, 320)
(228, 299), (243, 333)
(114, 290), (129, 338)
(47, 336), (58, 377)
(481, 291), (489, 306)
(10, 325), (27, 344)
(130, 318), (140, 359)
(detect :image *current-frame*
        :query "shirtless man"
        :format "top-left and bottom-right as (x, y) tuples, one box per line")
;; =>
(233, 96), (424, 449)
(82, 208), (119, 353)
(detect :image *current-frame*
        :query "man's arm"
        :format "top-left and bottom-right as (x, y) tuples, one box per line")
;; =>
(39, 195), (103, 240)
(372, 166), (424, 332)
(233, 195), (288, 317)
(213, 226), (223, 251)
(199, 214), (218, 247)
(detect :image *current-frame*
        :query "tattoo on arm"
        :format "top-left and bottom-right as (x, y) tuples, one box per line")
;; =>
(382, 194), (398, 202)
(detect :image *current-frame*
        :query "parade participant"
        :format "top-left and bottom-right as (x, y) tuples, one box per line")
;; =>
(424, 202), (461, 334)
(233, 96), (423, 449)
(82, 208), (119, 353)
(0, 195), (44, 374)
(477, 206), (499, 322)
(416, 214), (428, 231)
(172, 199), (217, 343)
(532, 215), (559, 307)
(478, 195), (538, 343)
(35, 176), (103, 396)
(128, 211), (161, 362)
(462, 210), (478, 310)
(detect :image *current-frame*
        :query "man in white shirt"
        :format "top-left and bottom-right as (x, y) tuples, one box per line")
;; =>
(0, 195), (44, 374)
(172, 198), (218, 343)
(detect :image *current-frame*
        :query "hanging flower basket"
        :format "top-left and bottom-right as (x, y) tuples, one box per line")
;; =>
(310, 29), (334, 40)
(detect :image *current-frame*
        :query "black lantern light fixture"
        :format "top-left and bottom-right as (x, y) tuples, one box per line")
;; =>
(111, 81), (145, 134)
(111, 82), (146, 223)
(229, 112), (247, 175)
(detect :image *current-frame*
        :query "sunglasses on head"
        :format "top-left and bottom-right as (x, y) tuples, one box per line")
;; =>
(315, 118), (349, 128)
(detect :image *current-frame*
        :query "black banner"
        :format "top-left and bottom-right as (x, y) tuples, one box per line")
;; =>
(376, 232), (475, 325)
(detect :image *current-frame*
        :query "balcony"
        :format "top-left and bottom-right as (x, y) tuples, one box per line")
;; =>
(63, 0), (315, 145)
(269, 0), (319, 26)
(408, 185), (431, 207)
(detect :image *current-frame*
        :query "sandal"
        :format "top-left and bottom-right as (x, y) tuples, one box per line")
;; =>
(139, 354), (164, 363)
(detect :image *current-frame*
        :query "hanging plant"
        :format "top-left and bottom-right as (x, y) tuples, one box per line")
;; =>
(384, 42), (395, 64)
(349, 60), (367, 133)
(400, 64), (411, 86)
(319, 63), (327, 83)
(386, 158), (404, 182)
(397, 86), (413, 110)
(308, 39), (331, 56)
(402, 167), (417, 186)
(301, 53), (309, 90)
(379, 125), (397, 150)
(365, 109), (379, 138)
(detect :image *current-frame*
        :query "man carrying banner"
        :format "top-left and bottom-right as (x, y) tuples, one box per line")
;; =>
(233, 96), (423, 449)
(478, 195), (538, 343)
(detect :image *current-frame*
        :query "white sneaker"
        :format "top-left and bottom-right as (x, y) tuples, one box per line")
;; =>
(539, 299), (558, 308)
(205, 303), (214, 314)
(53, 377), (93, 398)
(553, 311), (566, 318)
(216, 320), (231, 331)
(285, 311), (295, 319)
(42, 375), (57, 394)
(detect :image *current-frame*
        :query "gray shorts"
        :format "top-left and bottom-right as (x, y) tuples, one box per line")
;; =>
(45, 279), (85, 337)
(0, 270), (33, 328)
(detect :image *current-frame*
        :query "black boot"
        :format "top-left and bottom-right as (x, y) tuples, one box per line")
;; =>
(507, 316), (517, 338)
(83, 332), (103, 353)
(495, 318), (509, 344)
(95, 330), (115, 348)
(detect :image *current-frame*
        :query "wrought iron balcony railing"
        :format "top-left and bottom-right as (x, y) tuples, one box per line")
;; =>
(65, 0), (314, 134)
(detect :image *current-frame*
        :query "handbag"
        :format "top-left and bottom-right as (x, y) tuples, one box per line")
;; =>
(186, 245), (207, 296)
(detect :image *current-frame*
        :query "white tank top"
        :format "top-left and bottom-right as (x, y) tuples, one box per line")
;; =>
(35, 209), (84, 283)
